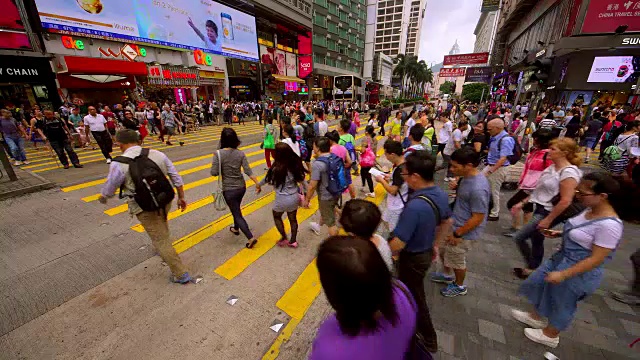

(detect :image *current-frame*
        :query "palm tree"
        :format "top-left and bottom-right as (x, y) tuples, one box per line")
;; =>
(394, 55), (434, 99)
(393, 54), (411, 98)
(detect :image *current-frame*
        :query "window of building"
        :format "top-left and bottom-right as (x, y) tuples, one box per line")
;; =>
(392, 35), (399, 41)
(393, 21), (400, 28)
(314, 0), (328, 8)
(375, 44), (382, 50)
(328, 21), (338, 33)
(313, 33), (327, 47)
(390, 49), (398, 55)
(328, 39), (337, 50)
(349, 34), (356, 43)
(378, 9), (384, 15)
(349, 18), (356, 28)
(329, 2), (338, 14)
(394, 14), (401, 20)
(339, 28), (348, 39)
(314, 53), (326, 64)
(326, 57), (336, 66)
(314, 14), (327, 27)
(340, 0), (350, 6)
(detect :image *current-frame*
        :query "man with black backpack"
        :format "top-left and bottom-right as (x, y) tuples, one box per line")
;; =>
(98, 129), (191, 284)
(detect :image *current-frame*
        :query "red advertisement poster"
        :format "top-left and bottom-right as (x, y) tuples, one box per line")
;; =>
(298, 55), (313, 78)
(582, 0), (640, 34)
(443, 52), (489, 66)
(439, 67), (466, 77)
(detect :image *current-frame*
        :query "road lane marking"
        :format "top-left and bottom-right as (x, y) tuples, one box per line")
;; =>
(171, 192), (276, 254)
(215, 144), (386, 280)
(261, 183), (385, 359)
(130, 174), (267, 232)
(25, 125), (262, 173)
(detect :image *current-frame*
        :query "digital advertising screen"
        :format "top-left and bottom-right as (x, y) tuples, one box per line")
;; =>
(33, 0), (259, 61)
(587, 56), (640, 83)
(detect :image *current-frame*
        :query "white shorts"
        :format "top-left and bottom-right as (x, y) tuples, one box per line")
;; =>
(382, 208), (403, 232)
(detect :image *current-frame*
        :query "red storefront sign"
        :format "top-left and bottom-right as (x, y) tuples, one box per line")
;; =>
(443, 52), (489, 66)
(298, 55), (313, 78)
(582, 0), (640, 34)
(439, 67), (466, 77)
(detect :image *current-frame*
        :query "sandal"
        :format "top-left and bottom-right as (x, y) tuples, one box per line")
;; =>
(246, 238), (258, 249)
(513, 268), (532, 280)
(276, 238), (288, 247)
(229, 226), (240, 236)
(287, 241), (298, 248)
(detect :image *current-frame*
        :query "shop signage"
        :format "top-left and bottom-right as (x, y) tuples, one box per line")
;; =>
(587, 56), (637, 83)
(464, 66), (492, 83)
(0, 56), (53, 83)
(298, 55), (313, 78)
(439, 67), (466, 77)
(97, 44), (146, 61)
(147, 64), (199, 86)
(443, 52), (489, 66)
(34, 0), (260, 62)
(194, 50), (213, 66)
(622, 36), (640, 45)
(61, 36), (84, 50)
(582, 0), (640, 34)
(227, 59), (257, 77)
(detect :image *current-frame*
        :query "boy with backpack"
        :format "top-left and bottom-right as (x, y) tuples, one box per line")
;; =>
(306, 137), (348, 237)
(338, 119), (359, 176)
(98, 129), (191, 284)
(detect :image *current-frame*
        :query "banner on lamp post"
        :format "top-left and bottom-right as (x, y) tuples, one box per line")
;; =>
(298, 55), (313, 78)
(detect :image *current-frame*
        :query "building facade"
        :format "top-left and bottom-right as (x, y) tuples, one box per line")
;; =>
(473, 10), (497, 53)
(312, 0), (367, 76)
(492, 0), (640, 110)
(405, 0), (426, 56)
(373, 0), (412, 57)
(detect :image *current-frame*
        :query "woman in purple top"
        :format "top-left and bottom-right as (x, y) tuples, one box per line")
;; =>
(310, 235), (417, 360)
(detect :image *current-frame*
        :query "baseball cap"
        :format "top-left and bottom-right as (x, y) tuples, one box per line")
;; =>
(463, 111), (472, 118)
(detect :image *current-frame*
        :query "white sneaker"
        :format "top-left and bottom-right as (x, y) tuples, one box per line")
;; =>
(13, 161), (22, 166)
(22, 160), (30, 165)
(443, 177), (451, 182)
(366, 192), (375, 198)
(309, 222), (321, 235)
(511, 309), (547, 329)
(524, 328), (559, 348)
(106, 159), (112, 164)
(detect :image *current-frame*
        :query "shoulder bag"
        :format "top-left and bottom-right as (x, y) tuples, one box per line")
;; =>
(550, 166), (585, 223)
(213, 150), (228, 211)
(263, 125), (275, 149)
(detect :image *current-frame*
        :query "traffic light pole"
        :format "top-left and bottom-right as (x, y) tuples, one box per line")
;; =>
(0, 144), (17, 181)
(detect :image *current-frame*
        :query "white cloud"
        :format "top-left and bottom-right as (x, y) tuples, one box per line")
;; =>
(418, 0), (483, 66)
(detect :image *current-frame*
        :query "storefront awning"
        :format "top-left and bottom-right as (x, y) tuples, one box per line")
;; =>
(273, 74), (305, 83)
(59, 56), (147, 76)
(57, 73), (137, 89)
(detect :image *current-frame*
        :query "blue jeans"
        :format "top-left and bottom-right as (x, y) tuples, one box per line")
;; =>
(513, 205), (550, 269)
(4, 135), (26, 161)
(223, 187), (254, 239)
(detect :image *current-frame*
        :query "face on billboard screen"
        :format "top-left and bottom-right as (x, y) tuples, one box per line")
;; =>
(33, 0), (259, 61)
(587, 56), (640, 83)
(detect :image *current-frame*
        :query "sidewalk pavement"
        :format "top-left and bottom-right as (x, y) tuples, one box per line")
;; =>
(0, 165), (55, 201)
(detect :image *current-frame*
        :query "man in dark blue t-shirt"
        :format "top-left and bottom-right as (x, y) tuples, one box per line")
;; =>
(389, 150), (451, 354)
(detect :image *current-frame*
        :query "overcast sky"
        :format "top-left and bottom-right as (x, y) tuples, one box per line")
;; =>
(418, 0), (483, 66)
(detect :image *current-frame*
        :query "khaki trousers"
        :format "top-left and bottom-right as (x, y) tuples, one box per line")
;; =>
(487, 165), (510, 218)
(136, 205), (188, 276)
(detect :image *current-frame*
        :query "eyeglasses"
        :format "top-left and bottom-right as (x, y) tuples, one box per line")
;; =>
(400, 172), (410, 177)
(575, 189), (597, 197)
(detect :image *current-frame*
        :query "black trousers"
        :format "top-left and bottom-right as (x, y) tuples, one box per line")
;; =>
(49, 139), (80, 166)
(378, 120), (386, 136)
(360, 166), (374, 192)
(397, 249), (438, 353)
(632, 248), (640, 294)
(91, 130), (113, 160)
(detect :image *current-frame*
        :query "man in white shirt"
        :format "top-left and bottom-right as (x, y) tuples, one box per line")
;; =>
(403, 114), (417, 149)
(84, 105), (113, 163)
(437, 111), (453, 156)
(552, 106), (565, 125)
(441, 121), (468, 181)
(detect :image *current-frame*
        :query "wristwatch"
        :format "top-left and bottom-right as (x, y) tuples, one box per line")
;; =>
(453, 231), (463, 239)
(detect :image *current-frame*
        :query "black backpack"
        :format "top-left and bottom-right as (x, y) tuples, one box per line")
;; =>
(113, 148), (175, 212)
(498, 135), (523, 164)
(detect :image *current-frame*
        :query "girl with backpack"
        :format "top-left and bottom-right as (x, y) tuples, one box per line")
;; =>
(602, 120), (640, 176)
(359, 125), (378, 198)
(258, 142), (308, 248)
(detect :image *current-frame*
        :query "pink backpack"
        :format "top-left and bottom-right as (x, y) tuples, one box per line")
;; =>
(519, 149), (552, 190)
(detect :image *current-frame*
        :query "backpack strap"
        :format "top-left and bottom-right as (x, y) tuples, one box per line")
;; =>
(416, 195), (441, 225)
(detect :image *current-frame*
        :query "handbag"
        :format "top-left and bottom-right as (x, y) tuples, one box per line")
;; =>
(550, 166), (585, 222)
(360, 137), (376, 167)
(213, 150), (228, 211)
(263, 125), (275, 149)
